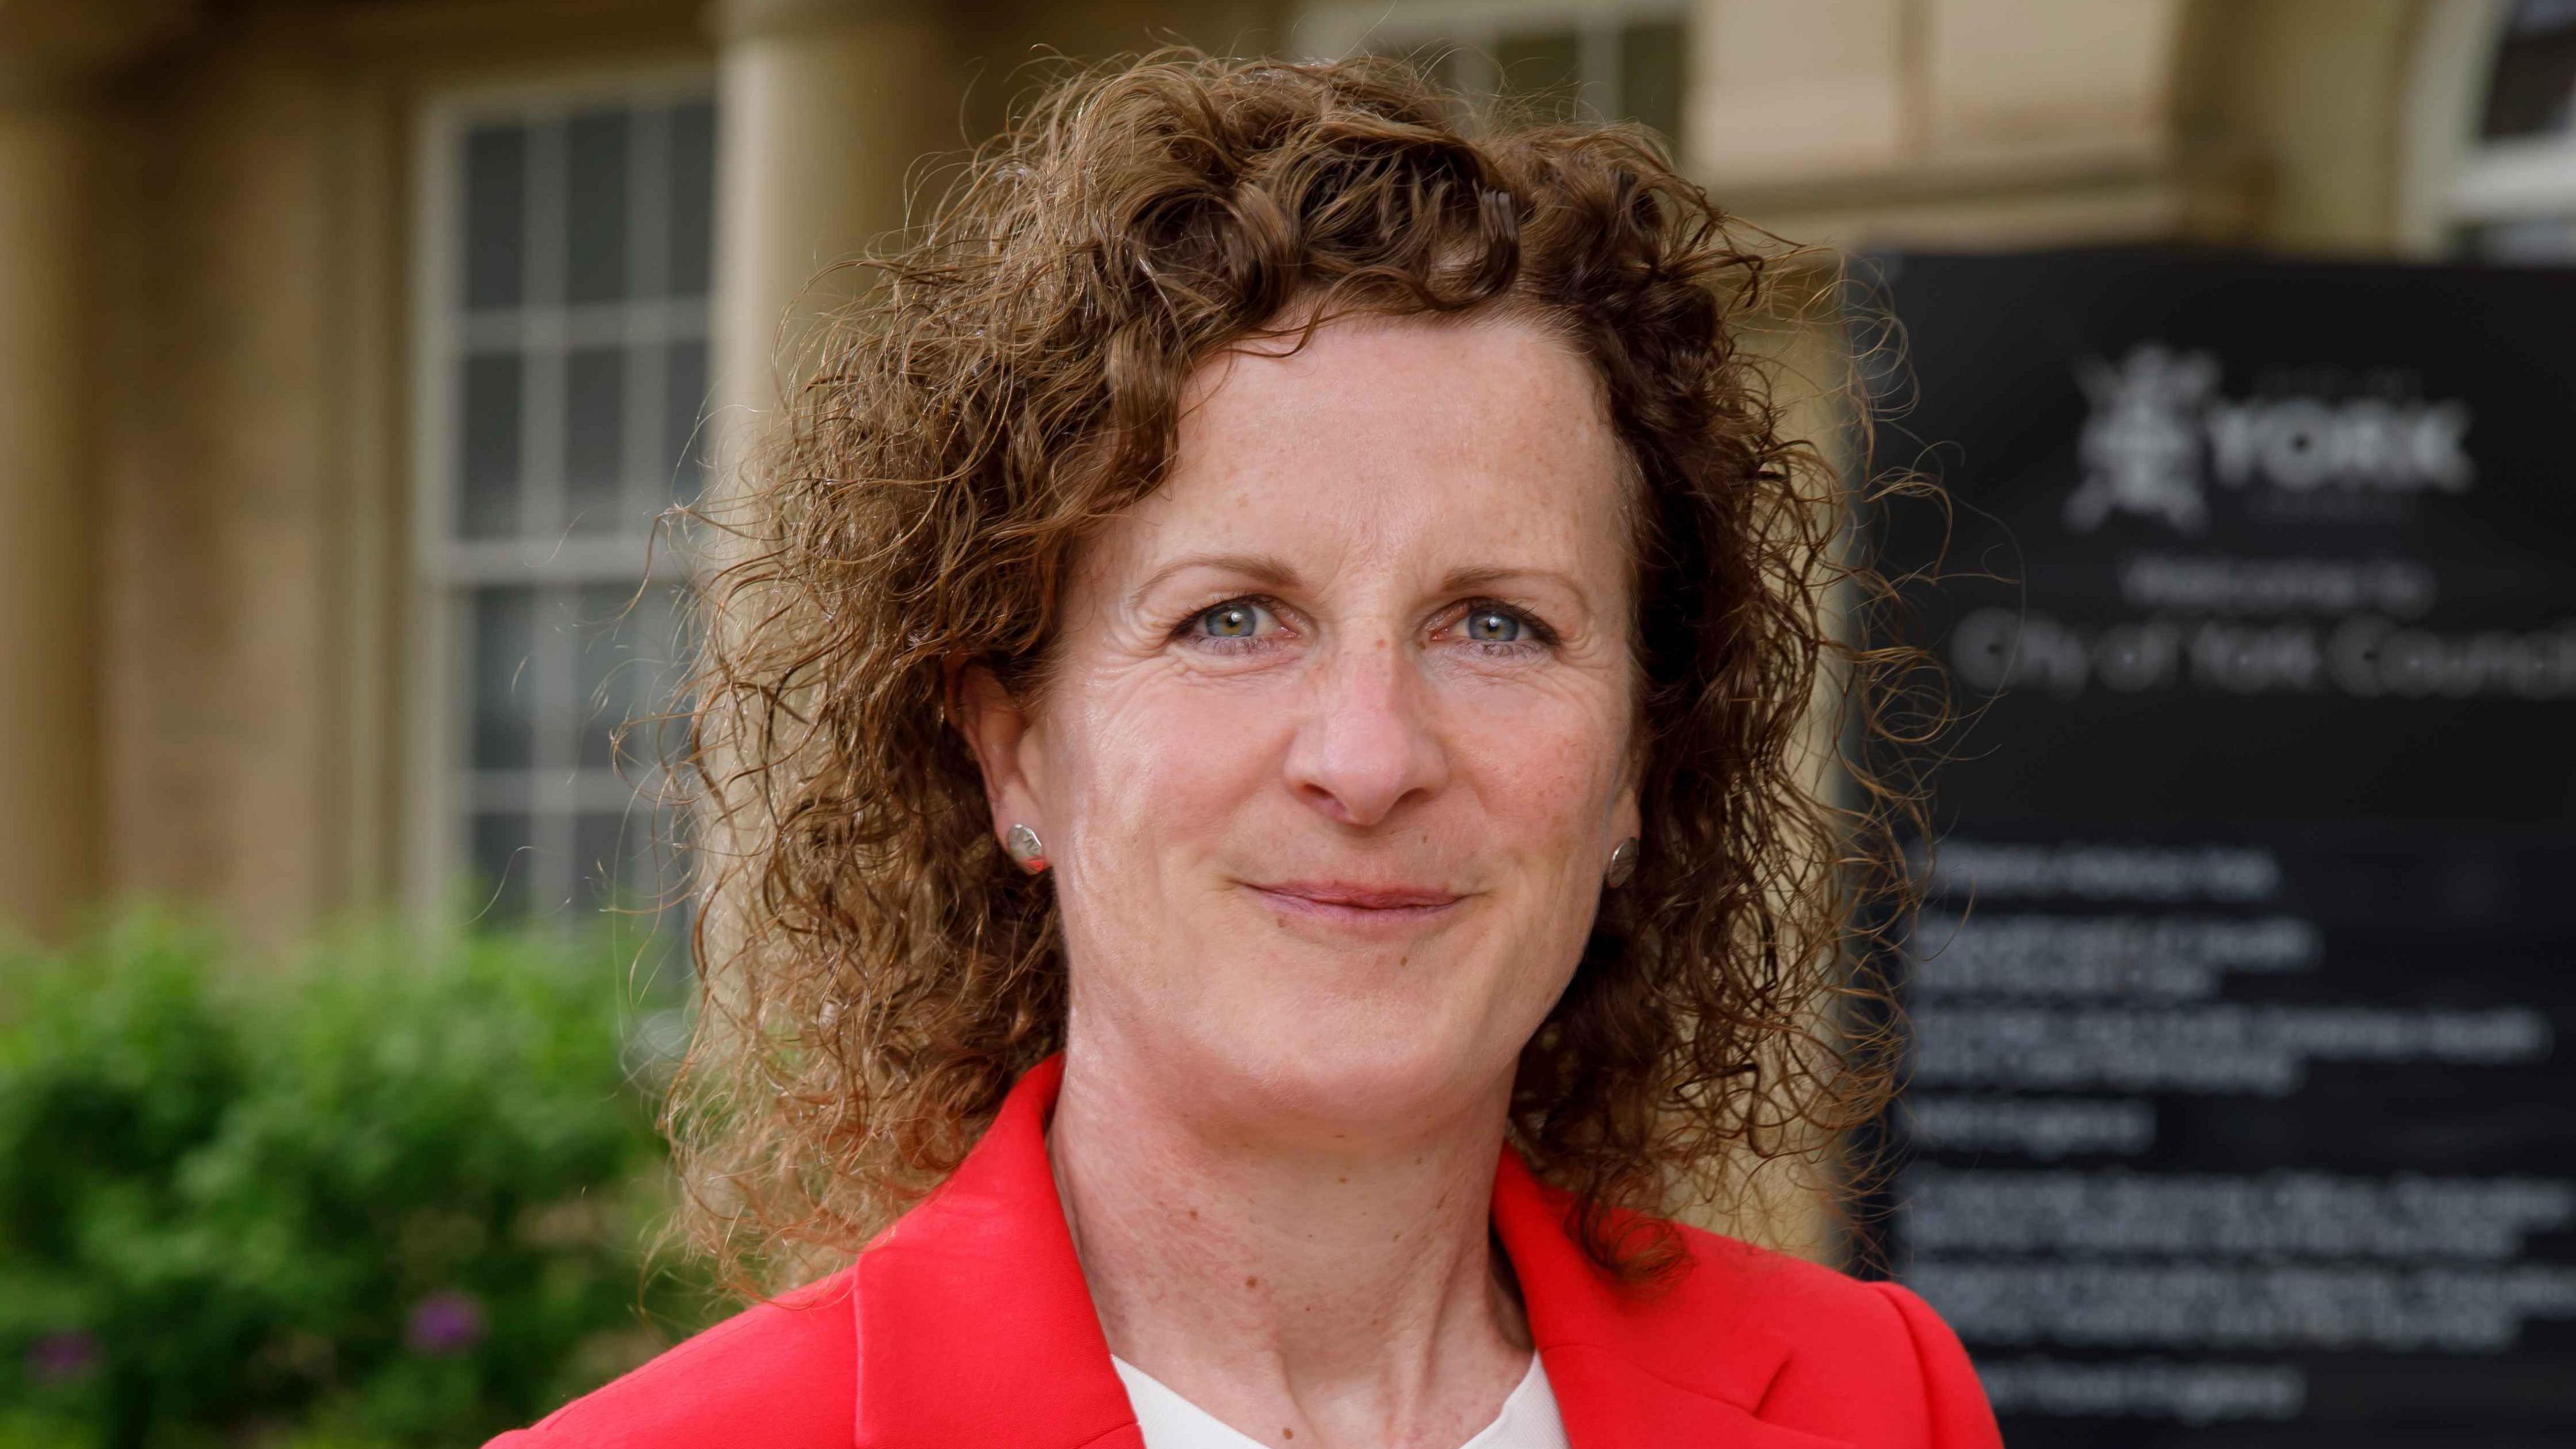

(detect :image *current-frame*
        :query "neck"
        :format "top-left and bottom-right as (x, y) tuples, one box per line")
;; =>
(1046, 1036), (1532, 1449)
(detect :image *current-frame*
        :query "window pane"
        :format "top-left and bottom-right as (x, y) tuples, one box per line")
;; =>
(459, 352), (523, 539)
(643, 586), (695, 770)
(464, 124), (526, 309)
(1619, 19), (1686, 148)
(471, 586), (537, 769)
(668, 99), (716, 298)
(2483, 0), (2576, 140)
(576, 582), (676, 772)
(1495, 29), (1586, 119)
(470, 812), (534, 919)
(566, 110), (631, 303)
(664, 337), (708, 504)
(564, 345), (625, 533)
(575, 587), (628, 773)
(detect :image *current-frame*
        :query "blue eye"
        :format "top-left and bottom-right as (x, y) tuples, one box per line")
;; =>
(1195, 601), (1271, 639)
(1464, 608), (1523, 643)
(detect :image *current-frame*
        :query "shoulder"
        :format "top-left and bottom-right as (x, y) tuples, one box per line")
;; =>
(1656, 1222), (1922, 1366)
(1666, 1223), (2000, 1449)
(482, 1267), (859, 1449)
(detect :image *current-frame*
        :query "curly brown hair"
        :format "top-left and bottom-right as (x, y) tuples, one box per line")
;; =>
(673, 49), (1918, 1292)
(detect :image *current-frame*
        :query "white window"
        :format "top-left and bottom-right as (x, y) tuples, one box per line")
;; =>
(411, 77), (714, 934)
(2443, 0), (2576, 257)
(1297, 0), (1690, 152)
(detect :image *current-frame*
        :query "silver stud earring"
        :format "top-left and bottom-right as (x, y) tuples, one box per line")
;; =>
(1005, 822), (1048, 872)
(1604, 837), (1640, 888)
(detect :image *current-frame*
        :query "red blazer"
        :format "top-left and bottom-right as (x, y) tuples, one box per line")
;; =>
(490, 1057), (2000, 1448)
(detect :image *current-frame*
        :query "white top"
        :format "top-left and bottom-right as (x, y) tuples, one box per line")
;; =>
(1110, 1354), (1570, 1449)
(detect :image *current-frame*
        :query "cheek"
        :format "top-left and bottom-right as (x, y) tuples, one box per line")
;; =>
(1039, 667), (1298, 1037)
(1447, 684), (1630, 859)
(1442, 687), (1629, 1050)
(1043, 665), (1285, 877)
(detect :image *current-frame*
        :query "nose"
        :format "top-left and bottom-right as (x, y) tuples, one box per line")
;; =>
(1283, 633), (1449, 828)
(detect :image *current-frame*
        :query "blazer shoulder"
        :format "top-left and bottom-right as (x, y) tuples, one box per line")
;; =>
(1670, 1225), (2001, 1449)
(1864, 1278), (2004, 1449)
(1666, 1220), (1899, 1338)
(485, 1266), (859, 1449)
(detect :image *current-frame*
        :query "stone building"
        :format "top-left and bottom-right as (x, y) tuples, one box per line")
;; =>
(0, 0), (2556, 947)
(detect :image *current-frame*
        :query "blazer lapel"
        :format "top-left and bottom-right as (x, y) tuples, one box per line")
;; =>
(1537, 1348), (1854, 1449)
(1491, 1152), (1853, 1449)
(852, 1056), (1142, 1449)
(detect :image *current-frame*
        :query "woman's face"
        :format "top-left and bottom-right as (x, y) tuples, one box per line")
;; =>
(963, 314), (1642, 1137)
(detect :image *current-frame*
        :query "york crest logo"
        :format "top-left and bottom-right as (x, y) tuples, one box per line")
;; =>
(2063, 344), (2473, 534)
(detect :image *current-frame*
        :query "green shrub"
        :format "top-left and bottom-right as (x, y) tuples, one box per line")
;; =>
(0, 913), (716, 1448)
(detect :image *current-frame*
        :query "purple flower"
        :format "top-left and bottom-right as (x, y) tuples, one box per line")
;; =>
(405, 1291), (486, 1356)
(26, 1330), (101, 1385)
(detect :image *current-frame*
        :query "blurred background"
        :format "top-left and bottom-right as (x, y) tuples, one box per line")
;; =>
(1, 0), (2570, 1444)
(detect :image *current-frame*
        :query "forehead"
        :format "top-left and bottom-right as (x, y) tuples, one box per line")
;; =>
(1089, 313), (1633, 586)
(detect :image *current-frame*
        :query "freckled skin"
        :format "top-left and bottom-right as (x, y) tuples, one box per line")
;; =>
(957, 315), (1642, 1449)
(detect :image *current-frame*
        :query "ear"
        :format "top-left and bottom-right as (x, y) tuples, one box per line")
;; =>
(945, 656), (1047, 849)
(1610, 780), (1642, 853)
(1611, 719), (1646, 847)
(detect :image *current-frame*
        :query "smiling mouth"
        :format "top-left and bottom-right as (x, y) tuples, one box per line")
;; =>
(1244, 880), (1467, 930)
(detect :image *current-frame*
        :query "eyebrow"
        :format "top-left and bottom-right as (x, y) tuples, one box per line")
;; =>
(1439, 564), (1589, 600)
(1129, 553), (1594, 612)
(1126, 551), (1306, 609)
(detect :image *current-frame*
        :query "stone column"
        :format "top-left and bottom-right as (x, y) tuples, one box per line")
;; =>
(710, 0), (955, 435)
(694, 0), (954, 967)
(0, 99), (96, 941)
(0, 6), (193, 938)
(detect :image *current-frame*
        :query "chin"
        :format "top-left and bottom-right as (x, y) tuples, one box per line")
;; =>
(1071, 904), (1564, 1143)
(1190, 991), (1521, 1141)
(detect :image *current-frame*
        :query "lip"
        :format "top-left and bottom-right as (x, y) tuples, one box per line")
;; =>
(1244, 879), (1467, 931)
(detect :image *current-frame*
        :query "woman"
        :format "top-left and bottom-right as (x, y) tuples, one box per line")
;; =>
(492, 53), (1992, 1449)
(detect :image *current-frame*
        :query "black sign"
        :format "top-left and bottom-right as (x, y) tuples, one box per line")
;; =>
(1871, 252), (2576, 1446)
